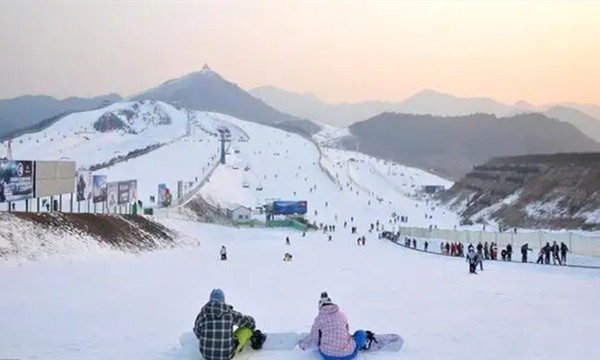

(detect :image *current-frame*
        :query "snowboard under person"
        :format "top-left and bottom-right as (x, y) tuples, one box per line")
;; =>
(298, 292), (368, 360)
(193, 289), (265, 360)
(220, 246), (228, 261)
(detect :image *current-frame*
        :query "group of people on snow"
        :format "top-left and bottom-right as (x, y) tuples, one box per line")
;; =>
(193, 289), (374, 360)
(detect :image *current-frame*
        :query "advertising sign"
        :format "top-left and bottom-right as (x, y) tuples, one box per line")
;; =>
(76, 170), (93, 201)
(158, 183), (167, 207)
(272, 200), (308, 215)
(34, 160), (76, 198)
(92, 175), (107, 203)
(0, 160), (34, 202)
(107, 182), (118, 209)
(117, 181), (130, 205)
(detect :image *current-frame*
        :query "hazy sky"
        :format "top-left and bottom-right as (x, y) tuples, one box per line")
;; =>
(1, 0), (599, 105)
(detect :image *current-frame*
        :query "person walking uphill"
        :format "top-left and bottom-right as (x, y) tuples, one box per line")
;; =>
(193, 289), (266, 360)
(299, 292), (368, 360)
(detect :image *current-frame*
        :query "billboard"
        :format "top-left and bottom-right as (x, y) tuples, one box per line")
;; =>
(34, 160), (76, 198)
(107, 182), (118, 209)
(158, 183), (172, 207)
(117, 181), (130, 205)
(0, 160), (34, 202)
(76, 170), (93, 202)
(92, 175), (107, 203)
(272, 200), (308, 215)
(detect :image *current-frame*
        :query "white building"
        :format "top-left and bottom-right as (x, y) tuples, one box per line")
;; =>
(227, 205), (252, 222)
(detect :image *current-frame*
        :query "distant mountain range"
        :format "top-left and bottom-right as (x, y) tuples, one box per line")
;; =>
(131, 65), (320, 137)
(345, 112), (600, 180)
(0, 94), (122, 140)
(249, 86), (600, 142)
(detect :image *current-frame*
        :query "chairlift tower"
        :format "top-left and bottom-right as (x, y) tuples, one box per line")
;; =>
(218, 128), (231, 164)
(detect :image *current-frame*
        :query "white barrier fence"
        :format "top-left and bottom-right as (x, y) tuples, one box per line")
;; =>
(398, 226), (600, 257)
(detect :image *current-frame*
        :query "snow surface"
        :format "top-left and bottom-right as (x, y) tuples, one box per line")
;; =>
(2, 102), (600, 359)
(1, 220), (600, 360)
(1, 101), (251, 211)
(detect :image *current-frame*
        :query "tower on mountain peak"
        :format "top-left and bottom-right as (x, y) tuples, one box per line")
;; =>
(202, 63), (211, 71)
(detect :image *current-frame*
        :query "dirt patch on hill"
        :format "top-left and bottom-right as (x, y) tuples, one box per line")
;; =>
(440, 152), (600, 230)
(9, 212), (177, 251)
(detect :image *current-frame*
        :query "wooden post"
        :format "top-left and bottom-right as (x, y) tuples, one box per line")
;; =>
(25, 199), (29, 212)
(37, 197), (40, 212)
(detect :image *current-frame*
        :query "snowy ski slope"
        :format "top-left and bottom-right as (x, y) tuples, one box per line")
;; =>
(2, 100), (251, 210)
(198, 116), (459, 230)
(1, 102), (600, 360)
(1, 221), (599, 360)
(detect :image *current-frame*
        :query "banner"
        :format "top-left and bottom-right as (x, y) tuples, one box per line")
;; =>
(0, 160), (34, 202)
(76, 170), (93, 201)
(107, 182), (118, 208)
(92, 175), (107, 203)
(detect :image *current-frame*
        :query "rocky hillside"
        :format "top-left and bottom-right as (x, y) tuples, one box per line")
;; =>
(440, 153), (600, 230)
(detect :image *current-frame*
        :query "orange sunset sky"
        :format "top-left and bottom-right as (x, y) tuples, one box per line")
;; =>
(0, 0), (598, 105)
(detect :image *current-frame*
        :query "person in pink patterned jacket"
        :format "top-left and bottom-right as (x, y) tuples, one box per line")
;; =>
(298, 292), (367, 360)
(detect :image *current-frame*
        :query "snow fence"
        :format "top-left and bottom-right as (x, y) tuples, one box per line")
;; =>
(398, 226), (600, 257)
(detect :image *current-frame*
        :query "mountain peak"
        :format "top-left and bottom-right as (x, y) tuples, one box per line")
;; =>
(201, 63), (212, 72)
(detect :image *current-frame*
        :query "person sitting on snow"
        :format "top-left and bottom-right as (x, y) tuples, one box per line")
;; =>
(193, 289), (265, 360)
(298, 292), (369, 360)
(283, 253), (293, 261)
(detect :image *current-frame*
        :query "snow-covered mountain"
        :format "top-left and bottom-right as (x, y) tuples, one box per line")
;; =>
(0, 93), (122, 140)
(132, 65), (321, 137)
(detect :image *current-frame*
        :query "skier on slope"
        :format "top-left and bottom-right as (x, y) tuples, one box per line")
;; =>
(193, 289), (266, 360)
(298, 292), (369, 360)
(220, 246), (228, 261)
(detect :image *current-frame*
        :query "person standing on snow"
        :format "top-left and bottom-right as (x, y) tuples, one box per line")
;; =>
(466, 248), (478, 274)
(298, 292), (368, 360)
(286, 237), (291, 246)
(521, 244), (532, 263)
(193, 289), (265, 360)
(220, 246), (228, 261)
(560, 242), (569, 265)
